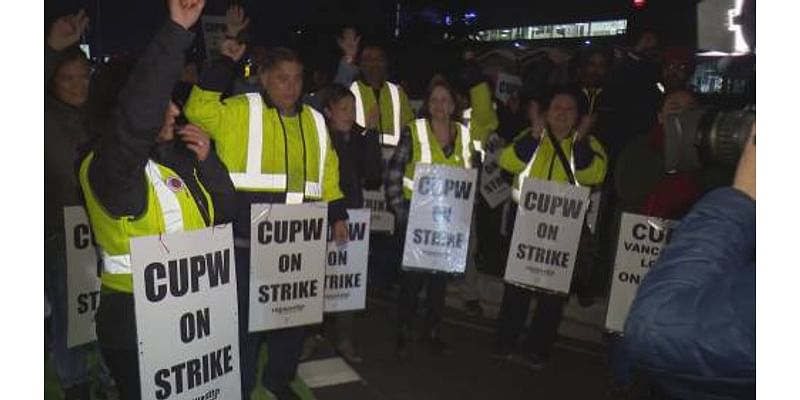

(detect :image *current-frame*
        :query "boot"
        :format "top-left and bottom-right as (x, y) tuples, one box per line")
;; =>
(63, 381), (91, 400)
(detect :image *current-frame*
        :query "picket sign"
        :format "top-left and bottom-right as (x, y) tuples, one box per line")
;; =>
(605, 213), (679, 332)
(504, 178), (590, 295)
(248, 203), (328, 331)
(130, 224), (241, 400)
(402, 164), (478, 274)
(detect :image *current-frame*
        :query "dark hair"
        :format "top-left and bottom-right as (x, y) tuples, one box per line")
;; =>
(420, 77), (462, 122)
(576, 46), (609, 68)
(48, 46), (90, 93)
(318, 83), (355, 112)
(541, 85), (587, 115)
(262, 47), (303, 72)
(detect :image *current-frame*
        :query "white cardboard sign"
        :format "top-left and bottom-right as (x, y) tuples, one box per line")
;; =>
(64, 206), (101, 348)
(479, 149), (512, 208)
(402, 164), (477, 274)
(363, 188), (395, 233)
(494, 72), (523, 105)
(504, 179), (590, 294)
(130, 224), (241, 400)
(248, 203), (328, 331)
(324, 209), (370, 312)
(605, 213), (679, 332)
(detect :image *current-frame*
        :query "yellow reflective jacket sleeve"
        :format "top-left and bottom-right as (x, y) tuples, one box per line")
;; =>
(498, 141), (527, 176)
(575, 135), (608, 187)
(468, 82), (499, 144)
(184, 85), (247, 140)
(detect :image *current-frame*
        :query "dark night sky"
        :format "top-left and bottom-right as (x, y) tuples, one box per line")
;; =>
(46, 0), (699, 56)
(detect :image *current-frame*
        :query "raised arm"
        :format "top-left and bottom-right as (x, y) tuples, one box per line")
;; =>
(88, 0), (204, 216)
(46, 10), (89, 83)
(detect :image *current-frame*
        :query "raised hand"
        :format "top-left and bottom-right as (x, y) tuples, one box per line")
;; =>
(333, 220), (349, 245)
(225, 5), (250, 37)
(337, 27), (360, 62)
(169, 0), (205, 30)
(575, 113), (596, 142)
(733, 123), (755, 201)
(220, 37), (247, 62)
(48, 10), (89, 51)
(527, 101), (545, 138)
(176, 124), (212, 161)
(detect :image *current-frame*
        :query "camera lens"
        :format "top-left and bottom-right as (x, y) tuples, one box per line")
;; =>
(698, 110), (756, 167)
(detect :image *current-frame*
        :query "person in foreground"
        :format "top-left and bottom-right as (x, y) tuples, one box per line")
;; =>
(621, 124), (756, 399)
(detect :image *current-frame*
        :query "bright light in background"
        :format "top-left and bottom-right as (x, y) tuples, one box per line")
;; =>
(728, 0), (748, 52)
(633, 0), (646, 9)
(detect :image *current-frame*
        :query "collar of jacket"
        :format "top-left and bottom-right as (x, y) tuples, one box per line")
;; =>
(45, 94), (87, 115)
(258, 91), (303, 117)
(356, 77), (387, 92)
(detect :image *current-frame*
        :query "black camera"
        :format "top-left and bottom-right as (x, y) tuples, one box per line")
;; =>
(663, 107), (755, 172)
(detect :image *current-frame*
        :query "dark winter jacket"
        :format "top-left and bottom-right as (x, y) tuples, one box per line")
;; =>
(623, 187), (755, 399)
(329, 125), (383, 209)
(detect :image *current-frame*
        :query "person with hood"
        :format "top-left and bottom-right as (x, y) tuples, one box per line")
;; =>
(78, 1), (236, 398)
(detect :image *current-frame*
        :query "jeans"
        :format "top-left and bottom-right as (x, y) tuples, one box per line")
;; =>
(494, 283), (567, 358)
(235, 246), (305, 399)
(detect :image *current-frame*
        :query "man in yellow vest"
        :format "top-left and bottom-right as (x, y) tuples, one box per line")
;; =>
(78, 1), (237, 399)
(492, 86), (606, 370)
(183, 6), (348, 399)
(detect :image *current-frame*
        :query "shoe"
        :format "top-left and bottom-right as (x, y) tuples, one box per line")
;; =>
(578, 293), (596, 307)
(490, 348), (514, 362)
(465, 300), (484, 318)
(513, 352), (546, 371)
(336, 339), (364, 364)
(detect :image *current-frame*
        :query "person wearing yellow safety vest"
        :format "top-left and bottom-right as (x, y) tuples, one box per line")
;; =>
(385, 77), (479, 357)
(78, 2), (236, 399)
(492, 86), (607, 370)
(333, 31), (414, 148)
(183, 6), (348, 399)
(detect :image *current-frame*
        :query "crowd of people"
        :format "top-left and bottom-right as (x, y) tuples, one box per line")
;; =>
(45, 1), (753, 399)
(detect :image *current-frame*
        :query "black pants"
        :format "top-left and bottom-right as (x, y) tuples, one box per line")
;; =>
(235, 246), (304, 399)
(398, 270), (447, 333)
(96, 293), (140, 400)
(494, 283), (567, 358)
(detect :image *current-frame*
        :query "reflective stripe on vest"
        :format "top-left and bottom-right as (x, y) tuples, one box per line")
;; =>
(146, 160), (184, 233)
(458, 123), (473, 169)
(103, 160), (186, 275)
(232, 93), (327, 202)
(350, 81), (402, 146)
(511, 132), (578, 203)
(350, 81), (365, 128)
(462, 107), (485, 163)
(415, 119), (432, 163)
(385, 82), (401, 146)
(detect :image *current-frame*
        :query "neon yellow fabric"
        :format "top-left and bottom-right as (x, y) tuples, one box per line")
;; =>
(467, 82), (499, 145)
(403, 119), (474, 199)
(352, 80), (414, 135)
(78, 153), (213, 293)
(499, 128), (607, 189)
(184, 86), (343, 202)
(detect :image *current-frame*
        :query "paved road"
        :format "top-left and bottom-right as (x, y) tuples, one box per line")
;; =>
(307, 297), (614, 400)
